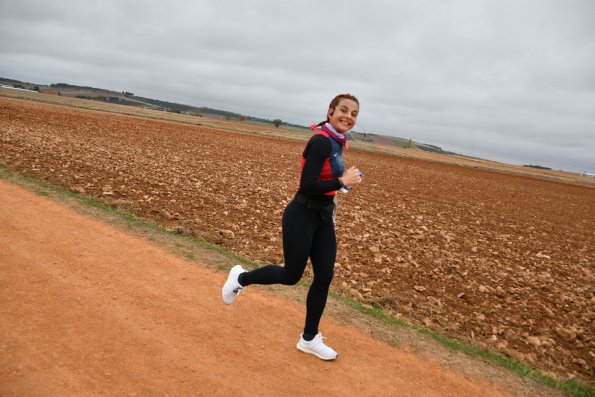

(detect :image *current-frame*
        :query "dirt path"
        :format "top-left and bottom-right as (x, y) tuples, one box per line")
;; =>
(0, 180), (520, 396)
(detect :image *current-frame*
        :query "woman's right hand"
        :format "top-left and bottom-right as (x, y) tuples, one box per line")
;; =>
(340, 166), (363, 188)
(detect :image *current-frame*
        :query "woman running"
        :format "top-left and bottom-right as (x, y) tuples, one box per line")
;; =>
(222, 93), (363, 360)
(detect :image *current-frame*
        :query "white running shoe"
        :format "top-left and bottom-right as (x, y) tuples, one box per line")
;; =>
(296, 333), (338, 360)
(221, 264), (246, 304)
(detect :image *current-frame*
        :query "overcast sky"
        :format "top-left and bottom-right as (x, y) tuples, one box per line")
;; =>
(1, 0), (594, 173)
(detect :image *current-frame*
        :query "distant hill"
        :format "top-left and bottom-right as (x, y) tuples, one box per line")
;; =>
(0, 76), (455, 154)
(346, 131), (457, 155)
(0, 78), (300, 126)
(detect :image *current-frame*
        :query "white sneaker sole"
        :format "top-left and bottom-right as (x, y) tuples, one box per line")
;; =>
(296, 343), (338, 361)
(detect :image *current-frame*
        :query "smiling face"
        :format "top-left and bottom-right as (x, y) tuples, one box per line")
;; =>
(328, 98), (359, 134)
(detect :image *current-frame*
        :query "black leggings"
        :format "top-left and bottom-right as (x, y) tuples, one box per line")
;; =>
(239, 199), (336, 337)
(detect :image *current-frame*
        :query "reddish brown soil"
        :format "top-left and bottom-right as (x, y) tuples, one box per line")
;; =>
(0, 179), (515, 396)
(0, 96), (593, 382)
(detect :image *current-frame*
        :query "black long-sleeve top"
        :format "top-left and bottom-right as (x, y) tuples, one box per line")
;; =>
(298, 135), (342, 203)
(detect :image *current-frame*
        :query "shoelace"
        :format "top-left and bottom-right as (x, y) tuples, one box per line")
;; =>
(307, 334), (327, 346)
(311, 335), (332, 353)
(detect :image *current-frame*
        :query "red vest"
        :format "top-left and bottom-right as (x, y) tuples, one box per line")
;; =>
(299, 130), (337, 196)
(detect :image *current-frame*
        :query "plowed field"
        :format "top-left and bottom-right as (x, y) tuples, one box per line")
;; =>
(1, 95), (593, 381)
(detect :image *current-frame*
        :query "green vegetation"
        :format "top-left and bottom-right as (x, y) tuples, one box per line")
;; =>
(524, 164), (552, 170)
(76, 95), (143, 107)
(182, 251), (197, 261)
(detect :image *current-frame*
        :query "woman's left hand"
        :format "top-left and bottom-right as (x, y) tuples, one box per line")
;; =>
(340, 166), (363, 188)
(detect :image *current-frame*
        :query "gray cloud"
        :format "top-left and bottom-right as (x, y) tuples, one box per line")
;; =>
(1, 0), (594, 172)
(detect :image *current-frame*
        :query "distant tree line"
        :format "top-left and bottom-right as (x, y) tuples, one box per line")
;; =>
(1, 82), (40, 92)
(50, 83), (112, 93)
(350, 131), (378, 137)
(76, 96), (141, 106)
(524, 164), (551, 170)
(415, 142), (457, 155)
(133, 96), (197, 113)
